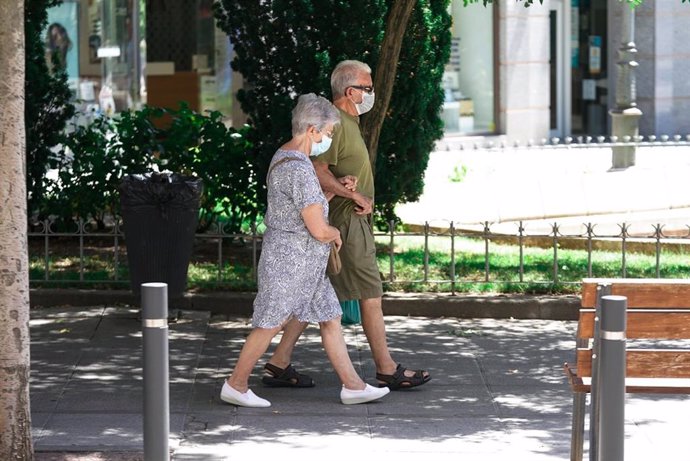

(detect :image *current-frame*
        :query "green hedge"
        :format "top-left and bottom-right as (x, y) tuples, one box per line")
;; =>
(43, 105), (257, 233)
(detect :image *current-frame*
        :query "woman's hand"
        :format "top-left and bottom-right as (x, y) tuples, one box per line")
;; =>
(338, 175), (358, 192)
(333, 233), (342, 252)
(325, 176), (356, 202)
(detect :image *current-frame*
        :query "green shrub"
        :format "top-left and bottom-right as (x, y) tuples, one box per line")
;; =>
(47, 105), (257, 232)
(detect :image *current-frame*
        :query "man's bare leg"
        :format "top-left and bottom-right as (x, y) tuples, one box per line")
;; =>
(359, 296), (397, 375)
(360, 296), (430, 381)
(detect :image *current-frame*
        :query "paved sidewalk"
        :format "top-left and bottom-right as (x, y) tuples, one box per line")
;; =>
(397, 144), (690, 235)
(30, 305), (690, 460)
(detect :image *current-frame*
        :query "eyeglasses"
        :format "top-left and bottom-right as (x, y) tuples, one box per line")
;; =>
(349, 85), (374, 95)
(317, 128), (334, 137)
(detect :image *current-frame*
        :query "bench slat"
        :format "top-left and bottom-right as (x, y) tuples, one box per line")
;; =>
(577, 309), (690, 339)
(575, 349), (690, 378)
(564, 363), (690, 394)
(581, 279), (690, 308)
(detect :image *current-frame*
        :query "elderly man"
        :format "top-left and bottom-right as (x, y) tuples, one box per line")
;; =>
(261, 60), (431, 391)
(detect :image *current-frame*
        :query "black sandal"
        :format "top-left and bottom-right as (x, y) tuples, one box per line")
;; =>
(376, 364), (431, 390)
(261, 363), (315, 388)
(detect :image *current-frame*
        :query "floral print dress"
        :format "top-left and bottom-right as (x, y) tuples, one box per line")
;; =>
(251, 149), (341, 328)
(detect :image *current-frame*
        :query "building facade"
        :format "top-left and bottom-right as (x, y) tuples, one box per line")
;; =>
(45, 0), (239, 122)
(48, 0), (689, 138)
(445, 0), (690, 141)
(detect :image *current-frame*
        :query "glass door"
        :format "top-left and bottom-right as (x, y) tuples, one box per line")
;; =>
(98, 0), (144, 113)
(571, 0), (608, 135)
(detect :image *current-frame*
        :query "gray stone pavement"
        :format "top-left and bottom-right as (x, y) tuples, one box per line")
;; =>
(30, 305), (690, 461)
(28, 141), (690, 459)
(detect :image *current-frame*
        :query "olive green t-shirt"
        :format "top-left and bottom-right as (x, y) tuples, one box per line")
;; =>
(315, 108), (374, 225)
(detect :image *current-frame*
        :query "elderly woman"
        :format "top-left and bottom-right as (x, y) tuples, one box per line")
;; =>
(220, 94), (389, 407)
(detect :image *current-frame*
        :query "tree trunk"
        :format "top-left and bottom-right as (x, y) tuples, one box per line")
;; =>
(361, 0), (416, 169)
(0, 1), (33, 460)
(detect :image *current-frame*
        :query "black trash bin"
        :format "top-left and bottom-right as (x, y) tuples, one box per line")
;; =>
(119, 172), (203, 298)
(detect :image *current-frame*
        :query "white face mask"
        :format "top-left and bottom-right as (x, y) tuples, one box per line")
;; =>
(356, 91), (375, 115)
(310, 134), (332, 157)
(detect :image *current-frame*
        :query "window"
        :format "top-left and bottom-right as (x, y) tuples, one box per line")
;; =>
(443, 1), (496, 135)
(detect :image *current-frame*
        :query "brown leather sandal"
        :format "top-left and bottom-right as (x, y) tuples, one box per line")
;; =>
(261, 363), (315, 388)
(376, 364), (431, 390)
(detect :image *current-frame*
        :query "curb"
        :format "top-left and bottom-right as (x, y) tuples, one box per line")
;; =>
(35, 453), (143, 461)
(30, 289), (580, 321)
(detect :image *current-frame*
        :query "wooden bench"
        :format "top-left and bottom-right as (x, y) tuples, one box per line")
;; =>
(564, 278), (690, 461)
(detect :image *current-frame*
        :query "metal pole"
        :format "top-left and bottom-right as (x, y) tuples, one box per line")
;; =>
(589, 284), (611, 461)
(142, 282), (170, 461)
(597, 295), (627, 461)
(610, 2), (642, 169)
(130, 0), (142, 107)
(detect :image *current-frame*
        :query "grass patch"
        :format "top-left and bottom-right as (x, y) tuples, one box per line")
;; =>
(28, 234), (690, 294)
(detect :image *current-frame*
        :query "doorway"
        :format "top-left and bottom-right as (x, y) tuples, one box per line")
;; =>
(571, 0), (609, 135)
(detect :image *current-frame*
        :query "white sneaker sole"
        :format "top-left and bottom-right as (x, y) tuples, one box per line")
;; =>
(220, 383), (271, 408)
(340, 384), (390, 405)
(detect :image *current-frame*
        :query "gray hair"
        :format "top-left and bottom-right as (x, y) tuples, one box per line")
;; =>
(330, 60), (372, 97)
(291, 93), (340, 136)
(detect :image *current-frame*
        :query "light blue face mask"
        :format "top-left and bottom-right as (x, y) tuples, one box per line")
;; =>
(310, 134), (333, 157)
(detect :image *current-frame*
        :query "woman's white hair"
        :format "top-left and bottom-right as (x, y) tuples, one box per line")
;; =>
(330, 60), (372, 97)
(291, 93), (340, 136)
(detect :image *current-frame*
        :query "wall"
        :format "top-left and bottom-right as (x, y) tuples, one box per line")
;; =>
(498, 1), (551, 141)
(610, 0), (690, 136)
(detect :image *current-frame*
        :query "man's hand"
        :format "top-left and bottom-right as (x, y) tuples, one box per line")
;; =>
(352, 192), (373, 215)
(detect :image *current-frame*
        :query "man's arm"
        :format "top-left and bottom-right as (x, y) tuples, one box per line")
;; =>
(313, 160), (372, 215)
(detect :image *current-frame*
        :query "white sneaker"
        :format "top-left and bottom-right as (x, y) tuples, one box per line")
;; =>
(220, 382), (271, 408)
(340, 383), (390, 405)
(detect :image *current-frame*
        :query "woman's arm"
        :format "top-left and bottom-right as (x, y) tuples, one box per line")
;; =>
(301, 203), (342, 250)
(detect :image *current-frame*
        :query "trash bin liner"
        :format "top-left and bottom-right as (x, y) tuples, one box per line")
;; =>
(119, 172), (203, 298)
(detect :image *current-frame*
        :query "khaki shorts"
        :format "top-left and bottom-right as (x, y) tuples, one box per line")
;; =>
(328, 213), (383, 301)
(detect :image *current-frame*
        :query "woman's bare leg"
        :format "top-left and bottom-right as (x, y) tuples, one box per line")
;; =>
(226, 325), (282, 392)
(319, 318), (365, 390)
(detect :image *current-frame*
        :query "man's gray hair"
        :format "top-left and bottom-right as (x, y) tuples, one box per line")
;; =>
(291, 93), (340, 136)
(330, 60), (372, 97)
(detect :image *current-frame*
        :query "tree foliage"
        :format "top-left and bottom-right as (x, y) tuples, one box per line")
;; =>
(25, 0), (75, 220)
(213, 0), (384, 206)
(213, 0), (450, 225)
(374, 1), (450, 224)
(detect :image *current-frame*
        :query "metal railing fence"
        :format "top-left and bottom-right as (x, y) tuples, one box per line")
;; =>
(28, 218), (690, 293)
(436, 133), (690, 151)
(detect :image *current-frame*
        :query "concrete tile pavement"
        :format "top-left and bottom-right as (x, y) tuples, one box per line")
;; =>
(29, 305), (690, 460)
(396, 144), (690, 235)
